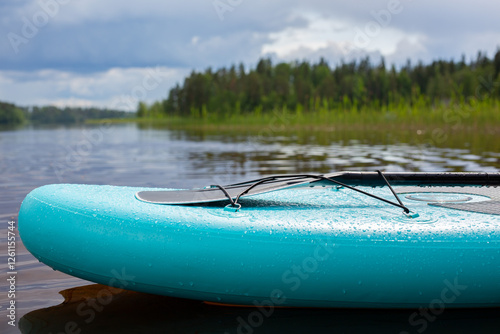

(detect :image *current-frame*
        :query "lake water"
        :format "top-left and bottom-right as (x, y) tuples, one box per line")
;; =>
(1, 123), (500, 333)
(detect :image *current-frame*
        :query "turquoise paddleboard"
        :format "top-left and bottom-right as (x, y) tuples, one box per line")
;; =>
(18, 172), (500, 308)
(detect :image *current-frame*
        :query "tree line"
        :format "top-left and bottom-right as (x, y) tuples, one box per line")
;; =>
(0, 102), (25, 125)
(0, 102), (130, 126)
(138, 50), (500, 118)
(29, 106), (130, 124)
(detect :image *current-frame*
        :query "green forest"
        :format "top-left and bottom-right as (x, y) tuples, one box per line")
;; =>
(0, 102), (25, 125)
(0, 102), (130, 126)
(138, 50), (500, 127)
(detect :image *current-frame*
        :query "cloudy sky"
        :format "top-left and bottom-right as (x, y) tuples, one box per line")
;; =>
(1, 0), (499, 110)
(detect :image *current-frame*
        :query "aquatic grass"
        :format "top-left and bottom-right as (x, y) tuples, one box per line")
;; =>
(93, 99), (500, 135)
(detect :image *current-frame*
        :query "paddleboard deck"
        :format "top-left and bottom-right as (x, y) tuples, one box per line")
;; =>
(136, 171), (500, 215)
(18, 172), (500, 308)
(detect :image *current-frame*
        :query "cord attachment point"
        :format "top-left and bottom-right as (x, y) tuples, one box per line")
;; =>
(404, 210), (419, 219)
(224, 203), (241, 212)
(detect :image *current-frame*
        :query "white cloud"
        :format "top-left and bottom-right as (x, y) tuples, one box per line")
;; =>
(261, 12), (428, 66)
(261, 13), (354, 58)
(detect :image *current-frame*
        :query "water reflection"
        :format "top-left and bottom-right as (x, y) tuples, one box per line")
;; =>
(138, 123), (500, 176)
(19, 284), (500, 334)
(142, 122), (500, 156)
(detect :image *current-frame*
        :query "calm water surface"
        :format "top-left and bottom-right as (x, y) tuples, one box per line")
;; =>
(1, 123), (499, 333)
